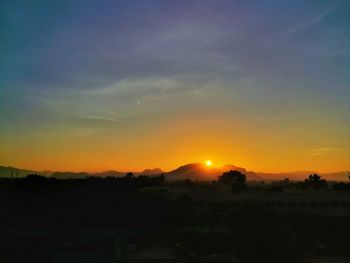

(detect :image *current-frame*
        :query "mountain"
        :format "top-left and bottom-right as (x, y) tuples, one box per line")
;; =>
(51, 171), (89, 179)
(0, 166), (40, 178)
(0, 165), (164, 179)
(0, 165), (348, 181)
(91, 170), (125, 177)
(321, 171), (350, 182)
(137, 168), (164, 176)
(91, 168), (164, 177)
(165, 163), (261, 181)
(255, 171), (317, 181)
(255, 171), (350, 182)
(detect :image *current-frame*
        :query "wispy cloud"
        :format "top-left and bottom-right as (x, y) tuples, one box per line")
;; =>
(309, 147), (339, 156)
(285, 6), (337, 35)
(78, 115), (120, 123)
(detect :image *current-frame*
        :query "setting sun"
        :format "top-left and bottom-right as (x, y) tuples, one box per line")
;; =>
(205, 160), (212, 167)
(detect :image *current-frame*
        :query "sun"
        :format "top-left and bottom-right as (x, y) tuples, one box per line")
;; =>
(205, 160), (212, 167)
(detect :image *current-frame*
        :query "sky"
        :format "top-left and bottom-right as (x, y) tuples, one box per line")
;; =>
(0, 0), (349, 173)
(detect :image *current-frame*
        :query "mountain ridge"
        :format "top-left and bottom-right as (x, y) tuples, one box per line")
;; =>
(164, 163), (261, 181)
(0, 164), (348, 181)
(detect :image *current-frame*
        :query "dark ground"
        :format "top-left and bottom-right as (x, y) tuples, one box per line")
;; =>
(0, 175), (349, 263)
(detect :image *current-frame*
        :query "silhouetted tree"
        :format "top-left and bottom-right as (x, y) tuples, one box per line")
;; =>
(218, 170), (246, 192)
(158, 174), (165, 183)
(304, 174), (327, 189)
(125, 172), (134, 180)
(25, 174), (46, 180)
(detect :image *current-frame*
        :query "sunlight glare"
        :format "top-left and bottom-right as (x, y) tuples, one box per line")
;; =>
(206, 160), (212, 167)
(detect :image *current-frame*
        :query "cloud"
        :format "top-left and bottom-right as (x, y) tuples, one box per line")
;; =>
(285, 6), (336, 35)
(78, 115), (120, 123)
(309, 147), (339, 156)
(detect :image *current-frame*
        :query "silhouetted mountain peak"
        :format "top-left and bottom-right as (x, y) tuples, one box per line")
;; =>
(174, 162), (204, 171)
(91, 170), (125, 177)
(140, 168), (164, 175)
(165, 163), (261, 181)
(0, 165), (348, 181)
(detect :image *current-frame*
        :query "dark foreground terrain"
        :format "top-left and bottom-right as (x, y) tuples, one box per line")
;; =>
(0, 174), (349, 263)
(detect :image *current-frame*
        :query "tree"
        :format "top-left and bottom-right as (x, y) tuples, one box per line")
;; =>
(158, 174), (165, 184)
(125, 172), (134, 180)
(218, 170), (246, 192)
(304, 174), (327, 189)
(25, 174), (47, 181)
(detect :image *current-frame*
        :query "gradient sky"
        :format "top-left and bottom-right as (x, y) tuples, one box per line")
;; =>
(1, 0), (349, 172)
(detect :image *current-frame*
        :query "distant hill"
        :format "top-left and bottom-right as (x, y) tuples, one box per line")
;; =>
(165, 163), (261, 181)
(256, 171), (317, 181)
(90, 170), (125, 177)
(0, 165), (164, 179)
(51, 171), (89, 179)
(0, 166), (40, 178)
(321, 171), (350, 182)
(91, 168), (164, 177)
(0, 164), (348, 181)
(138, 168), (164, 176)
(256, 171), (350, 182)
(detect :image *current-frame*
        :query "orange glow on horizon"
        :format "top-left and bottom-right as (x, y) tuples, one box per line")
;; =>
(1, 113), (349, 174)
